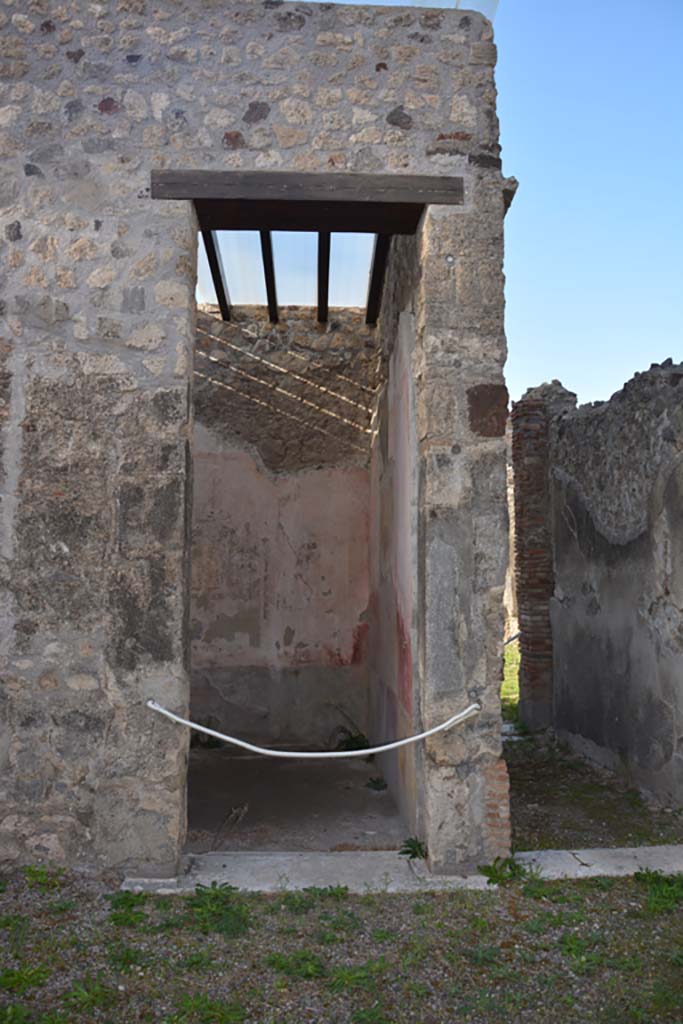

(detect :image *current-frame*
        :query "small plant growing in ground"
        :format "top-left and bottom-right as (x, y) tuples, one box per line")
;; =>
(479, 855), (532, 886)
(0, 1007), (33, 1024)
(399, 837), (427, 860)
(180, 950), (215, 972)
(106, 889), (149, 928)
(170, 993), (247, 1023)
(328, 957), (387, 992)
(634, 869), (683, 914)
(63, 975), (117, 1011)
(267, 950), (327, 979)
(186, 882), (251, 938)
(305, 884), (349, 901)
(22, 865), (65, 893)
(366, 777), (387, 791)
(352, 1006), (392, 1024)
(0, 964), (50, 994)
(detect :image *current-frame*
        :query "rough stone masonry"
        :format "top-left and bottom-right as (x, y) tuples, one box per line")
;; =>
(0, 0), (514, 875)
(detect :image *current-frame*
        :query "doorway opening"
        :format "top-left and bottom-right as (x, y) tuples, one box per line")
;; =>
(186, 301), (409, 853)
(150, 169), (466, 858)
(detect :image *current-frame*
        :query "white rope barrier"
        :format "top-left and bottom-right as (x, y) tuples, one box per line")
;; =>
(146, 699), (481, 760)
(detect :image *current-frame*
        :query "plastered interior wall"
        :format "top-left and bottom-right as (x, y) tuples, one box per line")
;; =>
(1, 0), (513, 872)
(369, 311), (419, 830)
(191, 307), (379, 746)
(513, 364), (683, 807)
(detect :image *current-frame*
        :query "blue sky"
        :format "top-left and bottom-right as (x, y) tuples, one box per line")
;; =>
(497, 0), (683, 403)
(198, 0), (683, 405)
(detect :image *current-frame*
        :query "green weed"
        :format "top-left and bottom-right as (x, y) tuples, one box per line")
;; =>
(22, 865), (65, 893)
(267, 950), (326, 979)
(328, 957), (387, 992)
(107, 889), (149, 928)
(63, 975), (118, 1010)
(185, 883), (251, 938)
(479, 855), (527, 885)
(558, 931), (606, 974)
(170, 993), (247, 1023)
(180, 951), (215, 972)
(0, 1007), (33, 1024)
(351, 1007), (391, 1024)
(366, 777), (387, 791)
(399, 837), (427, 860)
(0, 964), (50, 994)
(371, 928), (395, 942)
(634, 869), (683, 914)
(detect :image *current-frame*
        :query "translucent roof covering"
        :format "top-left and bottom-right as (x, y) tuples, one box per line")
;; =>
(196, 232), (375, 311)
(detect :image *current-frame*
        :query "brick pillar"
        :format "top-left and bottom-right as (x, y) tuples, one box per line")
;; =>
(510, 398), (555, 730)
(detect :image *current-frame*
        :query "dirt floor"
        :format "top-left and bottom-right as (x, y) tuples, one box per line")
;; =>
(186, 750), (406, 854)
(502, 641), (683, 851)
(1, 866), (683, 1023)
(507, 735), (683, 852)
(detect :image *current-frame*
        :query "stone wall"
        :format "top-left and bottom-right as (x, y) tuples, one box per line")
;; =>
(191, 306), (380, 746)
(367, 186), (512, 872)
(0, 0), (512, 872)
(512, 364), (683, 807)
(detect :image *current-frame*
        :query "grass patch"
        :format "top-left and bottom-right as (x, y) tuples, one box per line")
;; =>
(501, 639), (520, 723)
(633, 869), (683, 914)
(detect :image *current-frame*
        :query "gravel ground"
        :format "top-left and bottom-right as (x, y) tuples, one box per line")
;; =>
(1, 866), (682, 1023)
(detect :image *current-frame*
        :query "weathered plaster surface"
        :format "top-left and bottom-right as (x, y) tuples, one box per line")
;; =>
(513, 364), (683, 807)
(369, 311), (419, 829)
(549, 364), (683, 806)
(191, 307), (377, 745)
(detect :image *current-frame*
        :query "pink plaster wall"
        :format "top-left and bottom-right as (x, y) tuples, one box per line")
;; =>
(191, 447), (370, 673)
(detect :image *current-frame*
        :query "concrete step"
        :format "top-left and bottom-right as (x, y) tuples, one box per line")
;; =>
(123, 844), (683, 894)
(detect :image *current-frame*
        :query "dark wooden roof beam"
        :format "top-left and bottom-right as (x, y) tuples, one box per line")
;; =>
(317, 231), (330, 324)
(260, 230), (278, 324)
(365, 234), (392, 327)
(201, 229), (230, 322)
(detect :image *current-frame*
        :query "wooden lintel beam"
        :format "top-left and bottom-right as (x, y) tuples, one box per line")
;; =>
(365, 235), (391, 327)
(194, 198), (423, 236)
(260, 230), (278, 324)
(152, 170), (464, 207)
(317, 231), (330, 324)
(201, 230), (230, 321)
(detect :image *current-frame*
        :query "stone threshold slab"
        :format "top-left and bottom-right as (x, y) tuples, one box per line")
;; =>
(122, 845), (683, 894)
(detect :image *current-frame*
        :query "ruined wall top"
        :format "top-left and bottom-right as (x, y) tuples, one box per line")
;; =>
(530, 360), (683, 545)
(1, 1), (500, 182)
